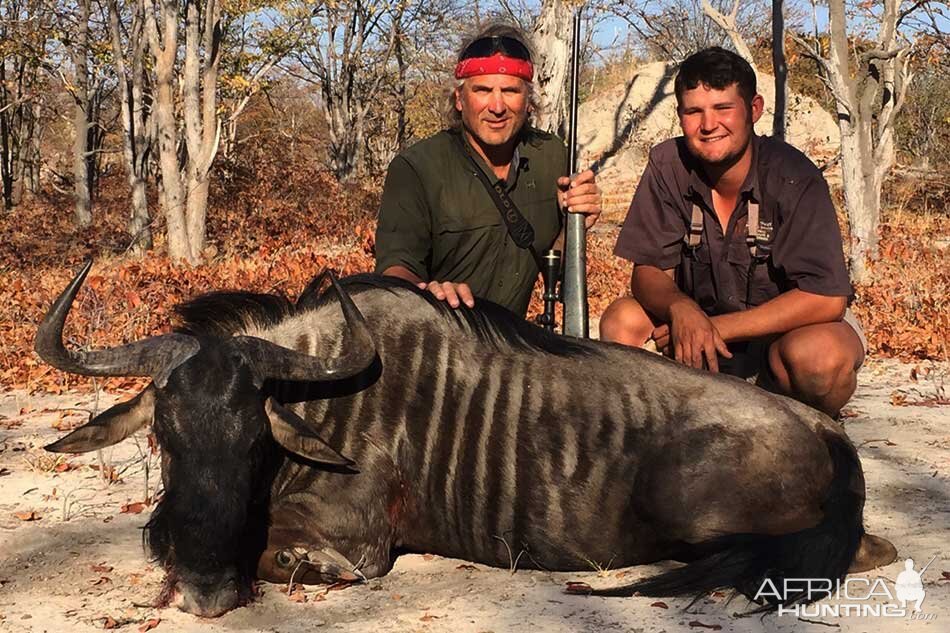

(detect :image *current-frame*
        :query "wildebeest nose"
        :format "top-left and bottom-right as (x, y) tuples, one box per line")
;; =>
(174, 576), (241, 618)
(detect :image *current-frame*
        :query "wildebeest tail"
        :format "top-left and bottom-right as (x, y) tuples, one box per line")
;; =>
(570, 429), (865, 608)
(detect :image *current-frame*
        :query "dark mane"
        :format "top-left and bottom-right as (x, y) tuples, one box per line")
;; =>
(297, 272), (598, 358)
(175, 291), (296, 337)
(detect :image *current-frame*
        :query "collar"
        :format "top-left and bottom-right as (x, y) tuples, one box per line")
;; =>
(456, 129), (528, 188)
(683, 134), (761, 210)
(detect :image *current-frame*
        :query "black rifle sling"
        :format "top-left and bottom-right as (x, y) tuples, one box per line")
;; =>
(455, 134), (540, 259)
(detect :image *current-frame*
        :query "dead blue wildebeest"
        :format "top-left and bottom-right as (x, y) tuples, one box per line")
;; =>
(36, 262), (896, 617)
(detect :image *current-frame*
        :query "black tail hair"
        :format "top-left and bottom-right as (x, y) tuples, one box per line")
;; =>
(572, 429), (865, 610)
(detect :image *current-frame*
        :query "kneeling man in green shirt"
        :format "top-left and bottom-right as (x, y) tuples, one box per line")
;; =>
(374, 22), (602, 317)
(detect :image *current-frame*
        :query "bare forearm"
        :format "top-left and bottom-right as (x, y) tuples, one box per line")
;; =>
(631, 265), (698, 322)
(713, 290), (847, 342)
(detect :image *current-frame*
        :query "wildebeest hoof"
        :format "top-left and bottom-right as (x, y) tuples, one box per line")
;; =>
(848, 533), (898, 573)
(305, 547), (367, 582)
(263, 545), (366, 584)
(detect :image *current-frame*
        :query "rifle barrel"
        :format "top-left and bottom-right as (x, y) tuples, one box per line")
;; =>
(562, 7), (588, 338)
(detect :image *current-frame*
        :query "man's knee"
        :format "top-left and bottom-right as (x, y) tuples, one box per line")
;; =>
(771, 325), (862, 398)
(599, 297), (653, 346)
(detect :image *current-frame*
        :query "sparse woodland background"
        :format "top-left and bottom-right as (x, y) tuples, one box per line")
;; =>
(0, 0), (948, 395)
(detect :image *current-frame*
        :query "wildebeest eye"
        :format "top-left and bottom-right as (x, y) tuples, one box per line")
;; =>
(275, 549), (296, 568)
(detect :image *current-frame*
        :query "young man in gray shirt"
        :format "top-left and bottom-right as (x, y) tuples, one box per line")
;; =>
(601, 47), (864, 418)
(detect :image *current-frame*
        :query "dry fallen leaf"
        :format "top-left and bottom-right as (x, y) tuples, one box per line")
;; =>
(121, 502), (146, 514)
(100, 616), (119, 629)
(90, 576), (112, 586)
(138, 618), (161, 632)
(420, 613), (442, 622)
(14, 511), (41, 521)
(288, 590), (307, 603)
(91, 564), (113, 573)
(565, 581), (592, 594)
(688, 621), (722, 630)
(650, 601), (669, 609)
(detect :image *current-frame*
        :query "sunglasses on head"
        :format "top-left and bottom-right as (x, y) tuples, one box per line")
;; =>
(459, 35), (532, 62)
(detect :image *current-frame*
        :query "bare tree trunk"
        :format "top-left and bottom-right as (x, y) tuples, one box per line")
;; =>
(532, 0), (573, 135)
(0, 3), (42, 212)
(182, 0), (221, 258)
(701, 0), (757, 72)
(145, 0), (223, 263)
(811, 0), (911, 283)
(0, 57), (14, 211)
(771, 0), (786, 139)
(26, 100), (41, 192)
(111, 0), (153, 251)
(71, 0), (93, 227)
(146, 0), (192, 262)
(299, 0), (400, 183)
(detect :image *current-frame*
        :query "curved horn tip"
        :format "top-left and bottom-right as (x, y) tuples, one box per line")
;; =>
(34, 261), (94, 360)
(58, 260), (95, 297)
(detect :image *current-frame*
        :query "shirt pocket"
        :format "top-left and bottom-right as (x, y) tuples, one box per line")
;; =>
(682, 245), (719, 314)
(433, 183), (503, 233)
(726, 241), (777, 308)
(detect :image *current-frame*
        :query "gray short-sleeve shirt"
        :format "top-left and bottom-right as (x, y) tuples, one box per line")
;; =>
(614, 135), (853, 315)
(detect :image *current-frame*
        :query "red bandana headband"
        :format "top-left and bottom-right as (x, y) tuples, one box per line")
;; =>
(454, 54), (534, 81)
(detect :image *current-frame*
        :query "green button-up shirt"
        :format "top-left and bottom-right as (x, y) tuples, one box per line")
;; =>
(374, 128), (567, 316)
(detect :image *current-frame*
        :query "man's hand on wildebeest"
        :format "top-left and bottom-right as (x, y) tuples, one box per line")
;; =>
(418, 280), (475, 309)
(663, 300), (732, 372)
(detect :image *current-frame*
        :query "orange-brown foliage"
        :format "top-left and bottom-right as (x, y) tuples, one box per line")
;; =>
(0, 162), (378, 394)
(1, 162), (947, 395)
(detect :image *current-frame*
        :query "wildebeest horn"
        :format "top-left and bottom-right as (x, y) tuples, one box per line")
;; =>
(34, 260), (200, 388)
(232, 272), (377, 383)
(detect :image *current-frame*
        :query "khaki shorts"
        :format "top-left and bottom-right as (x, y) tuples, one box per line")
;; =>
(719, 308), (866, 386)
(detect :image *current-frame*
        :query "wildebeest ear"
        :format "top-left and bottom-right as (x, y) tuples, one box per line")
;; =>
(264, 398), (356, 468)
(46, 385), (155, 453)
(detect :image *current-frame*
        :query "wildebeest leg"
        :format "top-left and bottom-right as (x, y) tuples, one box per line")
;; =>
(256, 502), (395, 585)
(258, 543), (370, 585)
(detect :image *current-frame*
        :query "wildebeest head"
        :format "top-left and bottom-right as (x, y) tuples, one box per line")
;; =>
(35, 262), (377, 617)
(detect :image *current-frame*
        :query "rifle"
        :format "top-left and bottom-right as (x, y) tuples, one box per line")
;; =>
(919, 554), (937, 577)
(560, 7), (588, 338)
(539, 7), (588, 336)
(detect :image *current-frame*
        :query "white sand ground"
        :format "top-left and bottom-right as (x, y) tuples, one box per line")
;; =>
(0, 359), (947, 633)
